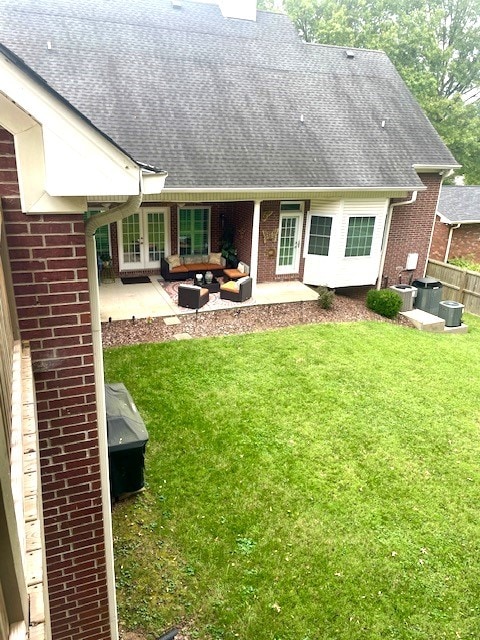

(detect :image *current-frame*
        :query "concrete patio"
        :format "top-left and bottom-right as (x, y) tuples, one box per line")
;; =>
(99, 277), (319, 322)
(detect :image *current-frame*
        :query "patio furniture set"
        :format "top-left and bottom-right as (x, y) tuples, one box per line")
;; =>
(162, 253), (252, 309)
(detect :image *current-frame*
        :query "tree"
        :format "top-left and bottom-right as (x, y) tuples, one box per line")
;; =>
(279, 0), (480, 182)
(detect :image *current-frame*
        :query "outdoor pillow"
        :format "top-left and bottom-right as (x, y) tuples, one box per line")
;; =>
(237, 276), (250, 286)
(167, 254), (182, 268)
(209, 252), (223, 265)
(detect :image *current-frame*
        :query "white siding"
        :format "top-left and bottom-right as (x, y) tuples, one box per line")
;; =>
(304, 198), (389, 288)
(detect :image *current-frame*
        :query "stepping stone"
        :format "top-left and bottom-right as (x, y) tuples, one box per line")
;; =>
(163, 316), (181, 326)
(174, 333), (192, 340)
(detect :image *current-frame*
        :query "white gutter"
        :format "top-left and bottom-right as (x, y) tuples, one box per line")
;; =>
(377, 191), (418, 289)
(85, 193), (143, 640)
(444, 223), (461, 262)
(161, 185), (425, 193)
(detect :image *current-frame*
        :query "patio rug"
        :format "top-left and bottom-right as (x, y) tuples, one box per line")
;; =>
(121, 276), (151, 285)
(158, 278), (255, 310)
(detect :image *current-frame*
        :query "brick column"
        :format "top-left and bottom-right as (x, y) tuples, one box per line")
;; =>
(383, 174), (443, 286)
(0, 127), (112, 640)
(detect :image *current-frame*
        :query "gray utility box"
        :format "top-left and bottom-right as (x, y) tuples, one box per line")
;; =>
(438, 300), (464, 327)
(389, 284), (416, 312)
(412, 277), (443, 315)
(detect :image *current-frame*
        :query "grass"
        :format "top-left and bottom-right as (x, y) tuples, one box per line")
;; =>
(105, 315), (480, 640)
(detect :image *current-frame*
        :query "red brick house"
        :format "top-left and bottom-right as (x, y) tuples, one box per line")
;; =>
(430, 186), (480, 263)
(0, 1), (458, 640)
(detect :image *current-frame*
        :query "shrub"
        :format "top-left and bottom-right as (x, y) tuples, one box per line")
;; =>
(366, 288), (402, 319)
(449, 256), (480, 273)
(316, 286), (335, 310)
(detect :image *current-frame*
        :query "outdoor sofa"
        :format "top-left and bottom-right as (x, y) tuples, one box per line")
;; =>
(161, 253), (226, 281)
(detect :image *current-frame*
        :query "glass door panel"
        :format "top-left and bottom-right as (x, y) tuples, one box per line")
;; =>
(122, 213), (141, 265)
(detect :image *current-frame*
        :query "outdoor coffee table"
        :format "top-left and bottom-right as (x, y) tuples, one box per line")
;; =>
(202, 277), (220, 293)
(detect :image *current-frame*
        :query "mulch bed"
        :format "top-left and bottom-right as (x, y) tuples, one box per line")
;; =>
(102, 294), (411, 348)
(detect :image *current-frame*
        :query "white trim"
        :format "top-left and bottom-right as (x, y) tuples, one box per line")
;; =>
(276, 202), (304, 275)
(413, 164), (461, 173)
(162, 185), (424, 193)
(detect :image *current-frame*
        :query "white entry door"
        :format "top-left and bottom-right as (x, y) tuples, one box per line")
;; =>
(276, 203), (304, 275)
(118, 208), (169, 271)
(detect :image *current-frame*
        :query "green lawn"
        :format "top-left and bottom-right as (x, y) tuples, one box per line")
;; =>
(105, 316), (480, 640)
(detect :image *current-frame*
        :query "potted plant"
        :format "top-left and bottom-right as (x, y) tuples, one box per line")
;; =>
(100, 252), (112, 267)
(221, 240), (238, 268)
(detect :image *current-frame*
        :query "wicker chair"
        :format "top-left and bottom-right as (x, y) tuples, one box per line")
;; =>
(219, 277), (252, 302)
(177, 284), (209, 309)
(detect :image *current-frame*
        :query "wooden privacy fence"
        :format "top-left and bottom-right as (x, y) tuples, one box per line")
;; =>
(426, 259), (480, 316)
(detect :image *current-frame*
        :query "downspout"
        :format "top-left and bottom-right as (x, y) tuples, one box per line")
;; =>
(85, 193), (143, 640)
(445, 223), (461, 263)
(377, 191), (418, 289)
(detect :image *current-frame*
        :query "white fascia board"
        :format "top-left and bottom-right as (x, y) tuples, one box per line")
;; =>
(413, 164), (461, 173)
(0, 53), (142, 201)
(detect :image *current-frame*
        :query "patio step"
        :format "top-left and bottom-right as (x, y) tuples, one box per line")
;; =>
(400, 309), (445, 332)
(400, 308), (468, 333)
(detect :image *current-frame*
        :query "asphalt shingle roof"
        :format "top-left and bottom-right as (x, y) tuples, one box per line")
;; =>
(0, 0), (458, 190)
(437, 186), (480, 223)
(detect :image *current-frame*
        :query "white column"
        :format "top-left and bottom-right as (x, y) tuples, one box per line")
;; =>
(250, 200), (261, 295)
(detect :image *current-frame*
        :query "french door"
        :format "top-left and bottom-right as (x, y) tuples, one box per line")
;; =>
(118, 208), (169, 270)
(276, 203), (304, 274)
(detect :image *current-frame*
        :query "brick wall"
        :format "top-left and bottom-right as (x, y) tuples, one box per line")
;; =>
(449, 225), (480, 262)
(430, 215), (450, 262)
(382, 174), (442, 286)
(0, 128), (112, 640)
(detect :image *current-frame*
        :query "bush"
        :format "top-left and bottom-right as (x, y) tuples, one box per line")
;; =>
(449, 256), (480, 273)
(366, 288), (402, 319)
(316, 286), (335, 310)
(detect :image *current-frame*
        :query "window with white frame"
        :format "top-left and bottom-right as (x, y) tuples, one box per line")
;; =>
(308, 216), (332, 256)
(345, 216), (375, 257)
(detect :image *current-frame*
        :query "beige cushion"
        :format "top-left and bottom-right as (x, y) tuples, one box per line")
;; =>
(208, 252), (223, 265)
(237, 276), (250, 286)
(237, 262), (245, 274)
(167, 254), (182, 268)
(221, 280), (239, 292)
(183, 255), (197, 265)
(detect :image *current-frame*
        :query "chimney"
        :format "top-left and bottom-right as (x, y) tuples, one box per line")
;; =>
(220, 0), (257, 21)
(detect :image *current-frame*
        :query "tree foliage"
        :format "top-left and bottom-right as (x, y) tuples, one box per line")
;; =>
(278, 0), (480, 183)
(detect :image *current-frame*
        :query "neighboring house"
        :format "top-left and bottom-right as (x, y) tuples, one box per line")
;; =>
(0, 1), (459, 640)
(430, 186), (480, 263)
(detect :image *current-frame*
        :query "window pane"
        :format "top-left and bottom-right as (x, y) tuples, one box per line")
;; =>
(308, 216), (332, 256)
(179, 208), (209, 255)
(280, 203), (302, 212)
(345, 216), (375, 257)
(122, 214), (141, 262)
(279, 216), (297, 266)
(147, 212), (165, 262)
